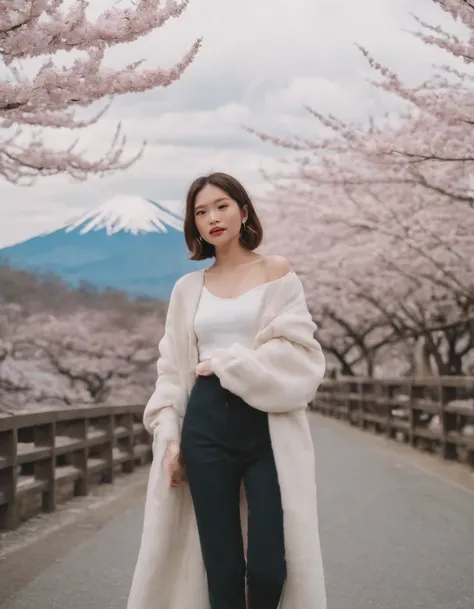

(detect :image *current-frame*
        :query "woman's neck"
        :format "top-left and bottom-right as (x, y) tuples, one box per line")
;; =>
(212, 244), (259, 270)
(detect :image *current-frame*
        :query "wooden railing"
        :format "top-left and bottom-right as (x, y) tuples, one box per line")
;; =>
(310, 376), (474, 470)
(2, 376), (473, 531)
(0, 404), (150, 530)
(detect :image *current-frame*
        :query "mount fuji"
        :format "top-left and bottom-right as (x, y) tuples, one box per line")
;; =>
(0, 195), (207, 300)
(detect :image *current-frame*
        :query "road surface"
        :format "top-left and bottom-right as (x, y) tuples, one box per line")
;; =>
(0, 413), (473, 609)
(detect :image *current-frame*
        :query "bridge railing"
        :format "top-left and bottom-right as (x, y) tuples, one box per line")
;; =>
(2, 376), (473, 531)
(0, 404), (149, 531)
(310, 376), (474, 470)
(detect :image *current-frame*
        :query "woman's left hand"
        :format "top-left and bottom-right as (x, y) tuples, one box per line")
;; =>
(195, 359), (213, 377)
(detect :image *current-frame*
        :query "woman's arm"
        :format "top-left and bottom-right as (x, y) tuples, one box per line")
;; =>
(142, 286), (182, 441)
(211, 332), (325, 413)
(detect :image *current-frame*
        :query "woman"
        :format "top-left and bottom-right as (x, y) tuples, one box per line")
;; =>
(126, 173), (327, 609)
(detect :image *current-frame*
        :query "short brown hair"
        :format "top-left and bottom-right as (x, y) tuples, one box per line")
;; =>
(184, 172), (264, 261)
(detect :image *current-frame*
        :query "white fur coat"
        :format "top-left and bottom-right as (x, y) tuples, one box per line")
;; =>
(126, 270), (327, 609)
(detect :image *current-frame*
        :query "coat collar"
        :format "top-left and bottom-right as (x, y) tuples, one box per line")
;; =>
(183, 270), (205, 373)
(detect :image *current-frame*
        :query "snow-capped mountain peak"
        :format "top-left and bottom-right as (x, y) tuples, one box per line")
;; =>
(64, 194), (184, 236)
(0, 193), (204, 301)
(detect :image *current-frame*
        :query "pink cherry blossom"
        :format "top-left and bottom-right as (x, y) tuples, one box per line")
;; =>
(0, 1), (201, 184)
(0, 302), (165, 412)
(256, 0), (474, 377)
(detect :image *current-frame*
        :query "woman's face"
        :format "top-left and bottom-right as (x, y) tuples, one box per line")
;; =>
(194, 184), (247, 248)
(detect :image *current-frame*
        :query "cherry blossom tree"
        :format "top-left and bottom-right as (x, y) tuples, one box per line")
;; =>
(256, 0), (474, 376)
(258, 121), (474, 375)
(0, 0), (201, 185)
(0, 304), (165, 412)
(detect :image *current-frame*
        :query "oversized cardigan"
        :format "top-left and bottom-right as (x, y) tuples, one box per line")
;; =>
(126, 269), (327, 609)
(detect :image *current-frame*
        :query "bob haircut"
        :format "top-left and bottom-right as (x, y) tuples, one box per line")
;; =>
(184, 172), (264, 261)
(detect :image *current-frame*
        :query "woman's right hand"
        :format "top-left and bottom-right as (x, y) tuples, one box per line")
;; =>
(163, 440), (185, 488)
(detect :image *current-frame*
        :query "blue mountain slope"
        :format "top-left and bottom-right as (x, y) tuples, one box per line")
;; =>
(0, 195), (206, 300)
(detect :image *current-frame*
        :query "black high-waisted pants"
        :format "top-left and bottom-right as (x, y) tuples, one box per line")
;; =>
(180, 374), (286, 609)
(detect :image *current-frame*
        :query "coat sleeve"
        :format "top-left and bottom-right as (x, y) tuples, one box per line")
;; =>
(210, 284), (326, 413)
(142, 286), (182, 441)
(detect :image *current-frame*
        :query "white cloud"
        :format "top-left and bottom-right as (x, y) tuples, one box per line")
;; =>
(0, 0), (464, 247)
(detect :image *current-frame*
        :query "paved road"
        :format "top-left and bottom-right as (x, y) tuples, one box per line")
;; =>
(1, 413), (473, 609)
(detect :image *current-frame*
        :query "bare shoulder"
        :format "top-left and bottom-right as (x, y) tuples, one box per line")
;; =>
(262, 254), (292, 281)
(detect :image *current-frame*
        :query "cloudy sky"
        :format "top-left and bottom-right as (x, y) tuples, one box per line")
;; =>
(0, 0), (459, 247)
